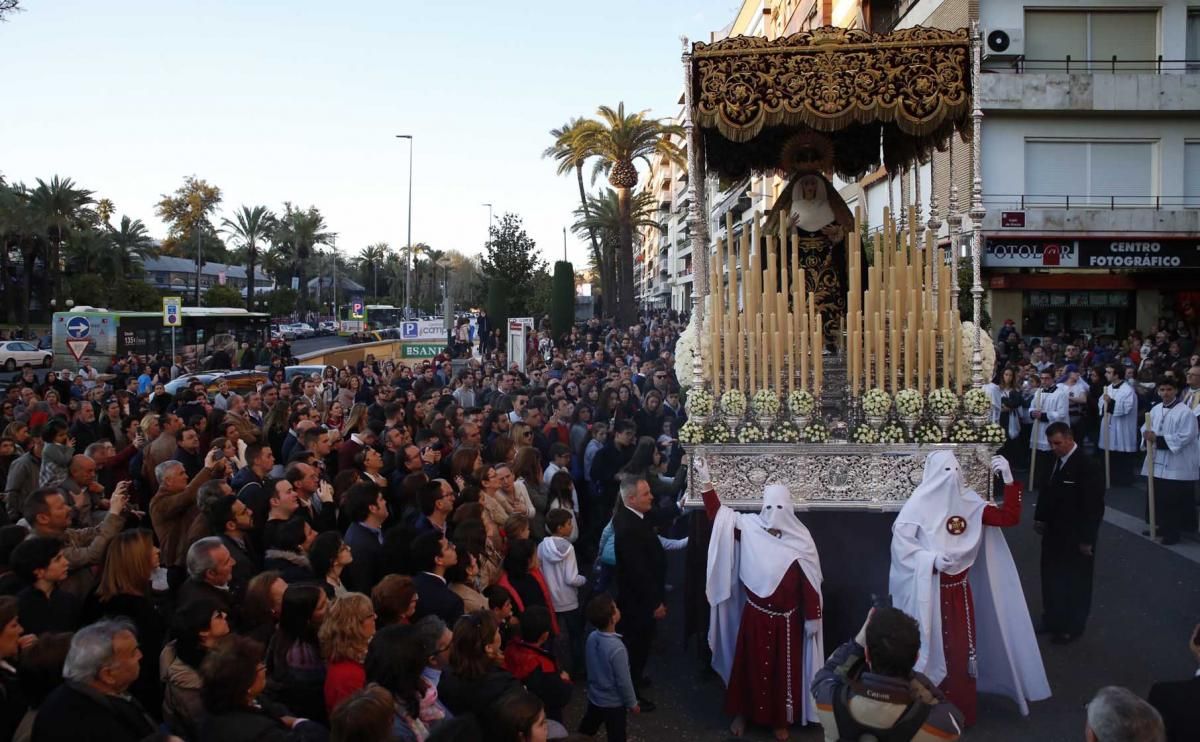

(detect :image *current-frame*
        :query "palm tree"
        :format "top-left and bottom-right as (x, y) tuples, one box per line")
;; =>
(581, 103), (684, 326)
(356, 242), (390, 298)
(109, 215), (157, 275)
(221, 205), (275, 310)
(275, 204), (336, 306)
(573, 188), (663, 253)
(544, 118), (612, 312)
(27, 175), (94, 312)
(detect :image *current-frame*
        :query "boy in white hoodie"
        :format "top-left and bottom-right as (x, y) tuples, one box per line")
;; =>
(538, 508), (588, 674)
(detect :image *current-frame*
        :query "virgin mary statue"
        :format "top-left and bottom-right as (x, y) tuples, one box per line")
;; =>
(767, 135), (855, 353)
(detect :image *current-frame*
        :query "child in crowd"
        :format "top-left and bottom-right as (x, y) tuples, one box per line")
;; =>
(502, 605), (573, 722)
(538, 508), (587, 675)
(579, 593), (638, 742)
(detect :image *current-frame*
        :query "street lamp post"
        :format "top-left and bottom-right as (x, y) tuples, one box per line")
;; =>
(396, 134), (414, 319)
(437, 257), (453, 341)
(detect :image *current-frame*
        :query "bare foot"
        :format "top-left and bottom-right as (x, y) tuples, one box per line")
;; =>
(729, 715), (746, 737)
(773, 726), (789, 742)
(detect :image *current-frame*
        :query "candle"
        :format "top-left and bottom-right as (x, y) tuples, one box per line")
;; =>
(724, 315), (733, 397)
(917, 328), (926, 395)
(787, 317), (795, 394)
(711, 299), (721, 393)
(905, 311), (915, 389)
(800, 327), (809, 391)
(889, 311), (899, 393)
(760, 313), (769, 391)
(748, 314), (757, 395)
(739, 228), (750, 391)
(772, 312), (782, 392)
(739, 329), (748, 392)
(875, 311), (884, 392)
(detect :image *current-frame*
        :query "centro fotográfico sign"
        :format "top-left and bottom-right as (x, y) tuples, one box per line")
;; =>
(984, 236), (1200, 269)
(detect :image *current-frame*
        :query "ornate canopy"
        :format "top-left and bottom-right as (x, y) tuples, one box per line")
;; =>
(691, 25), (972, 179)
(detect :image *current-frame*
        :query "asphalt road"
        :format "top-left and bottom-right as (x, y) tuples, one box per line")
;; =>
(573, 458), (1200, 742)
(287, 334), (355, 357)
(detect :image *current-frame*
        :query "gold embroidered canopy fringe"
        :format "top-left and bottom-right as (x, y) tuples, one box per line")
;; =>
(691, 25), (972, 179)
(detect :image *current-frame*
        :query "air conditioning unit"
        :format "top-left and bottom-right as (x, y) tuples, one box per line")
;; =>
(984, 28), (1024, 60)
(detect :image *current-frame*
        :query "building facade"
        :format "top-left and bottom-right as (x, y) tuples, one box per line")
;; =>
(141, 256), (275, 297)
(637, 103), (692, 313)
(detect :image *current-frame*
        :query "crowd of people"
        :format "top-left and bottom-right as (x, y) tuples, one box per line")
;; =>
(0, 311), (691, 742)
(0, 307), (1197, 741)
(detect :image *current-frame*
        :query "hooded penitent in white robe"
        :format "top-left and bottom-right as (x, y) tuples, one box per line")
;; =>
(707, 484), (824, 724)
(889, 450), (1050, 715)
(1098, 382), (1138, 452)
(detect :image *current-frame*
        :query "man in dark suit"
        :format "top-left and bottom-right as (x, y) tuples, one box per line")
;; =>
(1148, 626), (1200, 742)
(1034, 421), (1104, 644)
(341, 482), (388, 593)
(613, 474), (666, 712)
(409, 531), (464, 626)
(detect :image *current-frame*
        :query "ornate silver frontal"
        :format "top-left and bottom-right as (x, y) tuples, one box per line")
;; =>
(685, 444), (994, 511)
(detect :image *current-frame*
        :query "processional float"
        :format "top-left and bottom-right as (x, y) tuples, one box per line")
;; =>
(679, 24), (997, 509)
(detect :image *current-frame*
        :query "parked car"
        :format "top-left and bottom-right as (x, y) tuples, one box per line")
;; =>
(293, 323), (316, 338)
(164, 370), (268, 397)
(0, 341), (53, 371)
(284, 365), (330, 384)
(317, 320), (338, 335)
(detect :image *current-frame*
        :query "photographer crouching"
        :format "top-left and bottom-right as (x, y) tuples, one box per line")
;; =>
(812, 607), (965, 741)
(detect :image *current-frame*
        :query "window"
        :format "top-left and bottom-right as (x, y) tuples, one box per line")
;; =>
(1025, 10), (1157, 71)
(1024, 140), (1155, 206)
(1186, 142), (1200, 207)
(1188, 12), (1200, 66)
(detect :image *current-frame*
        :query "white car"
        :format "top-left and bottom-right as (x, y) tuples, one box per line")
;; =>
(294, 323), (316, 338)
(0, 340), (53, 371)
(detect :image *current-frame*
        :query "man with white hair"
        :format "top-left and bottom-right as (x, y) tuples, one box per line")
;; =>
(149, 452), (222, 591)
(32, 619), (156, 741)
(176, 536), (236, 617)
(889, 451), (1049, 726)
(697, 458), (823, 741)
(612, 475), (666, 712)
(1086, 686), (1165, 742)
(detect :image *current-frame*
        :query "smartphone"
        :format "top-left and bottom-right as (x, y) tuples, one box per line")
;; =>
(870, 593), (893, 611)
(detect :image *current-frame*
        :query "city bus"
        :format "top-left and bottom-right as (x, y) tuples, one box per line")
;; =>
(52, 306), (271, 370)
(339, 304), (404, 334)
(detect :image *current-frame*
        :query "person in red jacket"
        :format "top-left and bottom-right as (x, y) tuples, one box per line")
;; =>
(503, 605), (572, 722)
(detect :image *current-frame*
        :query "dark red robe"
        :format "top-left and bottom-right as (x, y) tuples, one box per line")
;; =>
(938, 481), (1022, 726)
(704, 490), (821, 727)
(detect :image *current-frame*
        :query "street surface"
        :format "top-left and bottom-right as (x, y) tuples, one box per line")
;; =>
(570, 458), (1200, 741)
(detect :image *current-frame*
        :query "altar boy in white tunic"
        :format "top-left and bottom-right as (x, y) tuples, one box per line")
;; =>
(1141, 376), (1200, 545)
(1099, 362), (1139, 485)
(1029, 368), (1070, 491)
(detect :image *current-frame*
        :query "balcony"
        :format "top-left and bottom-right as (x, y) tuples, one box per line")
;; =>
(981, 193), (1200, 233)
(978, 59), (1200, 113)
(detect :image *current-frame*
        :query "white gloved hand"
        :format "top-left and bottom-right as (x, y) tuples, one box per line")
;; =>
(804, 619), (820, 638)
(934, 553), (953, 573)
(991, 455), (1014, 484)
(694, 455), (712, 486)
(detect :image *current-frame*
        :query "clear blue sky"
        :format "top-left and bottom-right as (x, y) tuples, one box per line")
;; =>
(2, 0), (737, 271)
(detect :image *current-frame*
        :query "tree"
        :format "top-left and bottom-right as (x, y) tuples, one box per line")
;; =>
(204, 284), (244, 308)
(581, 103), (684, 326)
(274, 203), (335, 307)
(479, 213), (546, 318)
(356, 242), (390, 299)
(0, 1), (21, 21)
(572, 187), (662, 271)
(544, 119), (611, 314)
(155, 176), (225, 305)
(550, 261), (575, 339)
(265, 287), (300, 317)
(109, 215), (157, 275)
(221, 205), (275, 311)
(119, 279), (162, 311)
(27, 176), (95, 319)
(526, 269), (554, 320)
(444, 250), (486, 311)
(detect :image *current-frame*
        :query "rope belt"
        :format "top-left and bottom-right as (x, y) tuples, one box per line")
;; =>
(746, 596), (798, 723)
(940, 573), (977, 678)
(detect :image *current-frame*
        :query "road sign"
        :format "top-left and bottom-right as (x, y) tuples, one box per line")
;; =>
(352, 302), (364, 319)
(65, 339), (90, 362)
(162, 296), (182, 327)
(66, 316), (90, 339)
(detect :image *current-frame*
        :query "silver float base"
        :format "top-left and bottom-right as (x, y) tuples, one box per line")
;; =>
(686, 443), (995, 511)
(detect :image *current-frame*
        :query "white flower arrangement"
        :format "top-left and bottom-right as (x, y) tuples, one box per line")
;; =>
(979, 423), (1006, 445)
(895, 389), (924, 418)
(787, 389), (816, 416)
(703, 423), (732, 444)
(927, 387), (959, 417)
(686, 387), (714, 418)
(803, 420), (831, 443)
(736, 423), (765, 444)
(721, 388), (747, 417)
(752, 389), (781, 416)
(678, 421), (705, 445)
(879, 421), (908, 444)
(771, 421), (801, 443)
(673, 313), (699, 384)
(850, 424), (879, 444)
(915, 421), (944, 444)
(962, 387), (991, 416)
(861, 388), (892, 417)
(948, 420), (978, 443)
